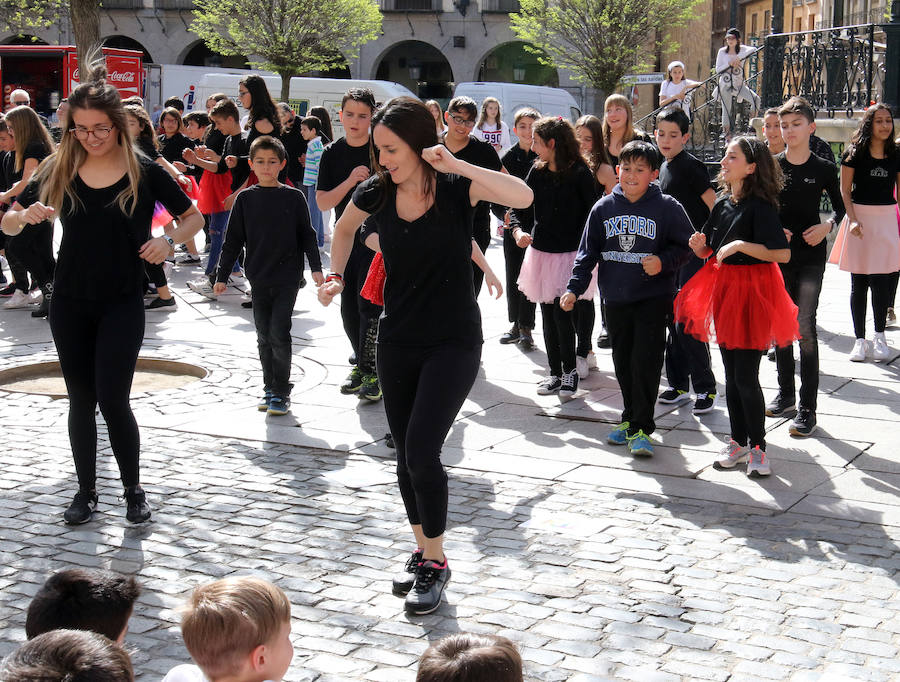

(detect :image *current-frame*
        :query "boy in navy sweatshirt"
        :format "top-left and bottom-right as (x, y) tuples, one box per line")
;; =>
(214, 137), (324, 416)
(562, 141), (693, 456)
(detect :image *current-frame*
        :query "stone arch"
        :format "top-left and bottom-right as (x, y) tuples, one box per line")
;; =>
(371, 40), (453, 100)
(179, 40), (248, 69)
(102, 35), (153, 62)
(475, 41), (558, 87)
(1, 34), (49, 45)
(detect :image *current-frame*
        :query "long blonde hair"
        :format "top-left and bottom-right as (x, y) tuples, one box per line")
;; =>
(34, 56), (142, 215)
(602, 94), (637, 147)
(5, 106), (54, 173)
(477, 96), (502, 129)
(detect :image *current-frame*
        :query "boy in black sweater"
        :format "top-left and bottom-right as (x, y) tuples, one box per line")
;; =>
(765, 97), (844, 436)
(654, 108), (719, 415)
(562, 141), (693, 457)
(214, 137), (324, 415)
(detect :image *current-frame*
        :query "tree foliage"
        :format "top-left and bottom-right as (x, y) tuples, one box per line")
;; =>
(191, 0), (382, 101)
(0, 0), (67, 39)
(510, 0), (699, 93)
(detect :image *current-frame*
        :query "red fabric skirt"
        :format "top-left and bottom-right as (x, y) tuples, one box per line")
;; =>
(197, 170), (232, 214)
(674, 259), (799, 351)
(360, 252), (386, 306)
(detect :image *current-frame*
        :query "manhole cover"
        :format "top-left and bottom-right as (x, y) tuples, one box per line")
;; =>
(0, 358), (208, 398)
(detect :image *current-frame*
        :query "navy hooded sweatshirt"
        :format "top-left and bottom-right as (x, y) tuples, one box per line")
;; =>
(567, 183), (693, 304)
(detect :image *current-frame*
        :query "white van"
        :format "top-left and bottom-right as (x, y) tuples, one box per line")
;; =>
(452, 82), (582, 132)
(196, 74), (415, 138)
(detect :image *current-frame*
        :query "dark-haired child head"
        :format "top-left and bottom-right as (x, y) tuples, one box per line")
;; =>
(618, 140), (661, 202)
(654, 108), (690, 161)
(1, 629), (134, 682)
(249, 135), (287, 186)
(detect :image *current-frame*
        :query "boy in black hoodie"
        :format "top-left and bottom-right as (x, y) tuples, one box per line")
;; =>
(562, 141), (693, 457)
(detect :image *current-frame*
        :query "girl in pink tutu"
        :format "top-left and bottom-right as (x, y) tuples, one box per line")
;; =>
(512, 117), (600, 398)
(829, 104), (900, 362)
(675, 136), (797, 477)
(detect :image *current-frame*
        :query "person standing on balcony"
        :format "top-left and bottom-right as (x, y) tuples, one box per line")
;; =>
(715, 28), (760, 138)
(659, 61), (700, 118)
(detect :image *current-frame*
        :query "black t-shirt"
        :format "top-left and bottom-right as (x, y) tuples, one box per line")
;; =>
(352, 173), (481, 347)
(317, 136), (372, 220)
(442, 135), (502, 236)
(217, 132), (250, 192)
(280, 123), (307, 186)
(0, 151), (11, 194)
(501, 144), (537, 181)
(17, 157), (192, 299)
(216, 184), (320, 288)
(10, 140), (51, 184)
(777, 151), (845, 266)
(608, 130), (654, 167)
(841, 148), (900, 205)
(136, 137), (161, 160)
(158, 132), (195, 164)
(205, 127), (227, 156)
(513, 161), (599, 253)
(659, 150), (713, 231)
(702, 196), (789, 265)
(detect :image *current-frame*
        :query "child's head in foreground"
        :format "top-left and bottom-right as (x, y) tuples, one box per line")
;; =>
(0, 629), (133, 682)
(180, 576), (293, 682)
(416, 633), (523, 682)
(26, 568), (141, 643)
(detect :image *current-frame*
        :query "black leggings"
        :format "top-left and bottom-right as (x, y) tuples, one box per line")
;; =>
(720, 348), (765, 450)
(540, 300), (576, 376)
(6, 222), (55, 290)
(50, 292), (145, 491)
(574, 299), (595, 357)
(377, 342), (481, 538)
(851, 272), (895, 338)
(146, 262), (168, 289)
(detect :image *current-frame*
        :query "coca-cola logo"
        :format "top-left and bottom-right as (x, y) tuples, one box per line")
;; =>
(72, 67), (136, 84)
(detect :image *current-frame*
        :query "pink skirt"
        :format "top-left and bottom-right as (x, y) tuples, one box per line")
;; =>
(829, 203), (900, 274)
(517, 247), (598, 304)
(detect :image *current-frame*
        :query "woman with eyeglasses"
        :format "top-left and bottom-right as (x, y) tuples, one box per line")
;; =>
(675, 136), (797, 478)
(0, 59), (204, 525)
(0, 105), (57, 318)
(237, 75), (283, 185)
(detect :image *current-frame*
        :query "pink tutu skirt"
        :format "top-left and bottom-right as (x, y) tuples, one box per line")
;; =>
(517, 246), (598, 304)
(829, 203), (900, 274)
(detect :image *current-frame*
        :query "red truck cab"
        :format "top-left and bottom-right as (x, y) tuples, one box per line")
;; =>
(0, 45), (143, 119)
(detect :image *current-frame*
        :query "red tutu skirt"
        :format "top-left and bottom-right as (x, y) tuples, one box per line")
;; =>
(360, 252), (386, 306)
(674, 260), (799, 351)
(198, 170), (232, 214)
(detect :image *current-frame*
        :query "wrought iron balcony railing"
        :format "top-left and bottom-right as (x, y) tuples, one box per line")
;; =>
(379, 0), (441, 11)
(481, 0), (521, 11)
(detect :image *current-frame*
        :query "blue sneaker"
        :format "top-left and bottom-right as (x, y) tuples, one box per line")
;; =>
(267, 396), (291, 416)
(257, 391), (273, 412)
(627, 430), (654, 457)
(607, 421), (630, 445)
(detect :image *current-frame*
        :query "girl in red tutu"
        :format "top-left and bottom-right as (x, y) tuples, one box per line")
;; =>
(829, 104), (900, 362)
(675, 136), (797, 477)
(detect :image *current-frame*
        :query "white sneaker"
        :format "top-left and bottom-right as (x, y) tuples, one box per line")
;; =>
(849, 338), (868, 362)
(28, 289), (43, 304)
(746, 446), (772, 477)
(3, 290), (31, 309)
(714, 439), (749, 469)
(575, 355), (589, 379)
(187, 279), (217, 300)
(586, 351), (597, 369)
(162, 261), (174, 280)
(873, 332), (891, 362)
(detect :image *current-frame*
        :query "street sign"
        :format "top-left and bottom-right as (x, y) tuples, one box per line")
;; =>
(621, 72), (665, 86)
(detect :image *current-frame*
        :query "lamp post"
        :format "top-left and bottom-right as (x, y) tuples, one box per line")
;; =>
(762, 0), (787, 107)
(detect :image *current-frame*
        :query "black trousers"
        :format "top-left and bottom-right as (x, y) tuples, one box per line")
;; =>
(341, 241), (381, 374)
(776, 263), (824, 410)
(252, 283), (299, 397)
(49, 292), (144, 491)
(851, 272), (895, 338)
(607, 296), (671, 435)
(377, 342), (481, 538)
(665, 291), (717, 395)
(471, 227), (491, 298)
(540, 300), (576, 376)
(575, 299), (595, 357)
(721, 347), (766, 450)
(502, 230), (535, 329)
(6, 221), (55, 290)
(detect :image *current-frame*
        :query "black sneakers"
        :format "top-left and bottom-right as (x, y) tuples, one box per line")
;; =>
(341, 367), (363, 394)
(789, 408), (817, 437)
(404, 559), (451, 615)
(392, 549), (423, 596)
(358, 374), (382, 402)
(145, 296), (176, 311)
(499, 324), (520, 344)
(124, 485), (151, 523)
(518, 327), (534, 350)
(64, 489), (98, 525)
(765, 392), (797, 418)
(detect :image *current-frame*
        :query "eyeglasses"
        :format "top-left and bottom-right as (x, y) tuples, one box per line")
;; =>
(448, 113), (475, 128)
(70, 125), (114, 140)
(238, 90), (250, 98)
(12, 100), (29, 106)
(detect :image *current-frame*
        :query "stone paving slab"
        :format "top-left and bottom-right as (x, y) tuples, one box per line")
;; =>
(3, 245), (900, 679)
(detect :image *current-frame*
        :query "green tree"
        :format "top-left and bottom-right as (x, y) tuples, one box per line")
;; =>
(191, 0), (382, 102)
(1, 0), (66, 42)
(510, 0), (699, 94)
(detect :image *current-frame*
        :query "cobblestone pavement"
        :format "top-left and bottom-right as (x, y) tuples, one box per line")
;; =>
(2, 242), (900, 681)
